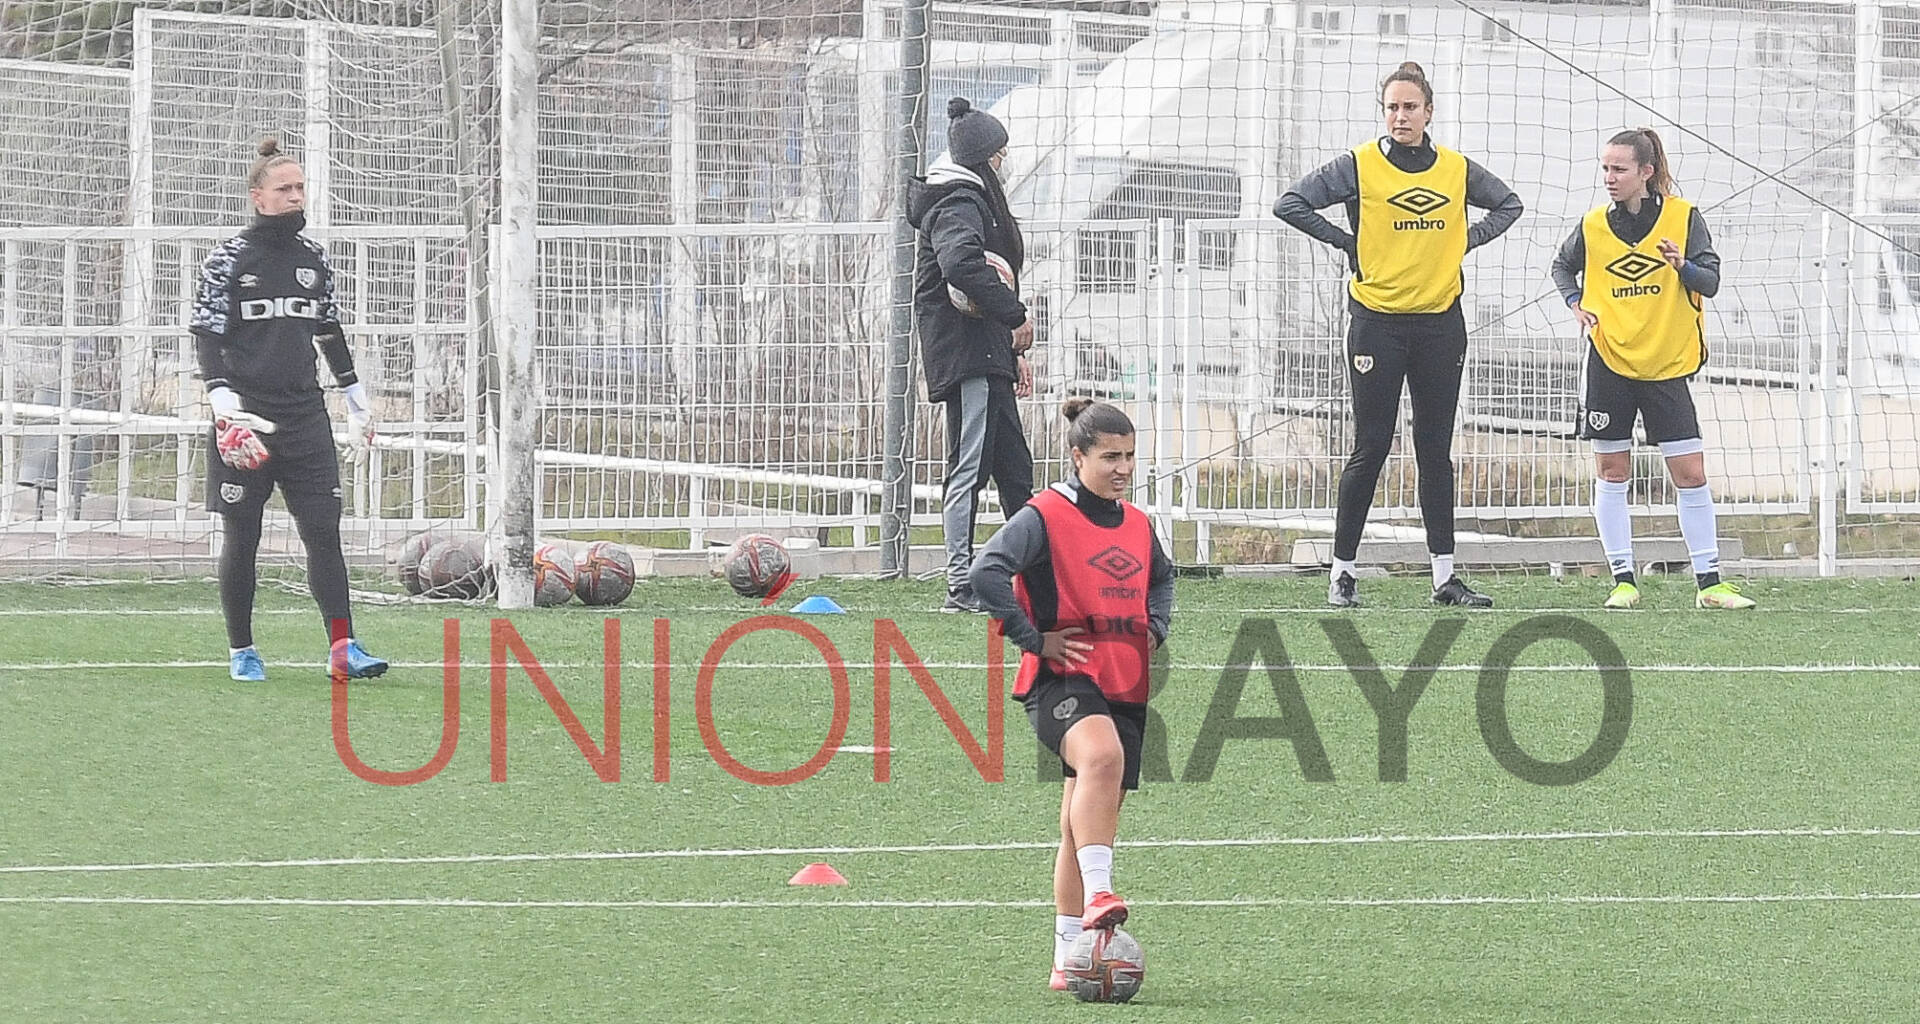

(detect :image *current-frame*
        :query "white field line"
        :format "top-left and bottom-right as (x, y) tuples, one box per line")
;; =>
(2, 659), (1917, 673)
(2, 892), (1918, 910)
(1, 607), (1916, 617)
(3, 827), (1916, 876)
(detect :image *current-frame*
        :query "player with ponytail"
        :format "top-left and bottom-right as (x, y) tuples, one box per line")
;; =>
(1276, 62), (1524, 608)
(190, 137), (389, 680)
(970, 397), (1174, 991)
(1551, 128), (1752, 610)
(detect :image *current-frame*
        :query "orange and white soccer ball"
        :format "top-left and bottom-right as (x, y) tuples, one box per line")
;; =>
(532, 543), (576, 607)
(574, 541), (636, 607)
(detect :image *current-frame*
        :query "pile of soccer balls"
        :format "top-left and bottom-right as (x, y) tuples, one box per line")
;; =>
(393, 532), (636, 607)
(391, 531), (791, 607)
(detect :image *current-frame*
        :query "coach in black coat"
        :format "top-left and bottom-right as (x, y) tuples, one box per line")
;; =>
(905, 97), (1035, 612)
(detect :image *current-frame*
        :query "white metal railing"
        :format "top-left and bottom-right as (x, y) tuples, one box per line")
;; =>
(4, 212), (1916, 563)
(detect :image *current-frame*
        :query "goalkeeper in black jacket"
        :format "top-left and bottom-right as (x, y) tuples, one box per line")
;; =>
(189, 138), (387, 682)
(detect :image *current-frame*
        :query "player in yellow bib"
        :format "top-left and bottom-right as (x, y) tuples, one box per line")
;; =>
(1277, 62), (1522, 608)
(1549, 128), (1754, 610)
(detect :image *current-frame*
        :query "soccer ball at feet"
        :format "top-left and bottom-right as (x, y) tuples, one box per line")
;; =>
(1062, 927), (1144, 1004)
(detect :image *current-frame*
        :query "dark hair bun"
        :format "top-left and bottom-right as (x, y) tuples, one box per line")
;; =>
(947, 96), (973, 120)
(1397, 61), (1425, 78)
(1060, 396), (1094, 423)
(258, 137), (282, 157)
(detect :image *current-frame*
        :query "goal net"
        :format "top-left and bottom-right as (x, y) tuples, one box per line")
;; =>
(0, 0), (1914, 593)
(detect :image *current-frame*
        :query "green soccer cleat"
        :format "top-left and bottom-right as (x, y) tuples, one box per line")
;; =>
(1602, 581), (1641, 610)
(1695, 582), (1756, 610)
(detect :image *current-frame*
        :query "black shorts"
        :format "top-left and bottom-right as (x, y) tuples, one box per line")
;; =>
(207, 406), (342, 519)
(1578, 346), (1701, 445)
(1025, 675), (1147, 791)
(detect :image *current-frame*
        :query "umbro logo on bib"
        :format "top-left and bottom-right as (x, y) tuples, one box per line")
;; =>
(1604, 251), (1666, 298)
(1605, 252), (1664, 282)
(1387, 187), (1450, 230)
(1386, 187), (1450, 217)
(1088, 545), (1144, 582)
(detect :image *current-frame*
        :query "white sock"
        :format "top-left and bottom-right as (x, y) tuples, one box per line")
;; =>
(1331, 558), (1357, 582)
(1676, 484), (1720, 578)
(1593, 478), (1634, 579)
(1053, 913), (1084, 968)
(230, 646), (253, 656)
(1076, 844), (1114, 900)
(1430, 553), (1454, 590)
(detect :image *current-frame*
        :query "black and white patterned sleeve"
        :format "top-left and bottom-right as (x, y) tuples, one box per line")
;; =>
(188, 239), (241, 339)
(305, 238), (342, 331)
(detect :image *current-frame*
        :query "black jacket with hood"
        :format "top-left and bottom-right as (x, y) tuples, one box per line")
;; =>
(905, 155), (1027, 404)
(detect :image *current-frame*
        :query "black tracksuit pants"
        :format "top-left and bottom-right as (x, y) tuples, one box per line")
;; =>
(1333, 302), (1468, 563)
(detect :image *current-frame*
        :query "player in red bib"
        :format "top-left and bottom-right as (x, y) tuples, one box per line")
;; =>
(970, 398), (1174, 992)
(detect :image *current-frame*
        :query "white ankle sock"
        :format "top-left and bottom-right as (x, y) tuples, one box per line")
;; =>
(1430, 553), (1454, 590)
(1076, 844), (1114, 899)
(1331, 558), (1357, 581)
(1053, 913), (1084, 968)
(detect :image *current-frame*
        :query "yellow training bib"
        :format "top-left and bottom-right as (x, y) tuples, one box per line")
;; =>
(1349, 141), (1469, 314)
(1580, 196), (1704, 381)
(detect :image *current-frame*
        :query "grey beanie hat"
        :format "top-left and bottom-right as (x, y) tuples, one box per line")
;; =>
(946, 96), (1008, 167)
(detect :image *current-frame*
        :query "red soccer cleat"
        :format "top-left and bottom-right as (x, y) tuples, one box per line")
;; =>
(1082, 891), (1129, 931)
(1049, 968), (1069, 991)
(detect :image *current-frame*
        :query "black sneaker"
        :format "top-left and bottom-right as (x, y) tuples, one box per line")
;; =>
(1327, 572), (1359, 608)
(1432, 576), (1494, 608)
(941, 588), (984, 614)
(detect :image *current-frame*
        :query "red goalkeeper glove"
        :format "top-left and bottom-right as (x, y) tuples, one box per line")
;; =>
(216, 418), (270, 470)
(208, 386), (274, 470)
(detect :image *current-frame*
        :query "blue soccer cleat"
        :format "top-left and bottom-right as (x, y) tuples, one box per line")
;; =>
(230, 647), (267, 682)
(329, 638), (389, 679)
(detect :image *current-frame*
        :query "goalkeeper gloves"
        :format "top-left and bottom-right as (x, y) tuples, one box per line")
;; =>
(342, 381), (375, 452)
(343, 378), (376, 455)
(207, 386), (270, 471)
